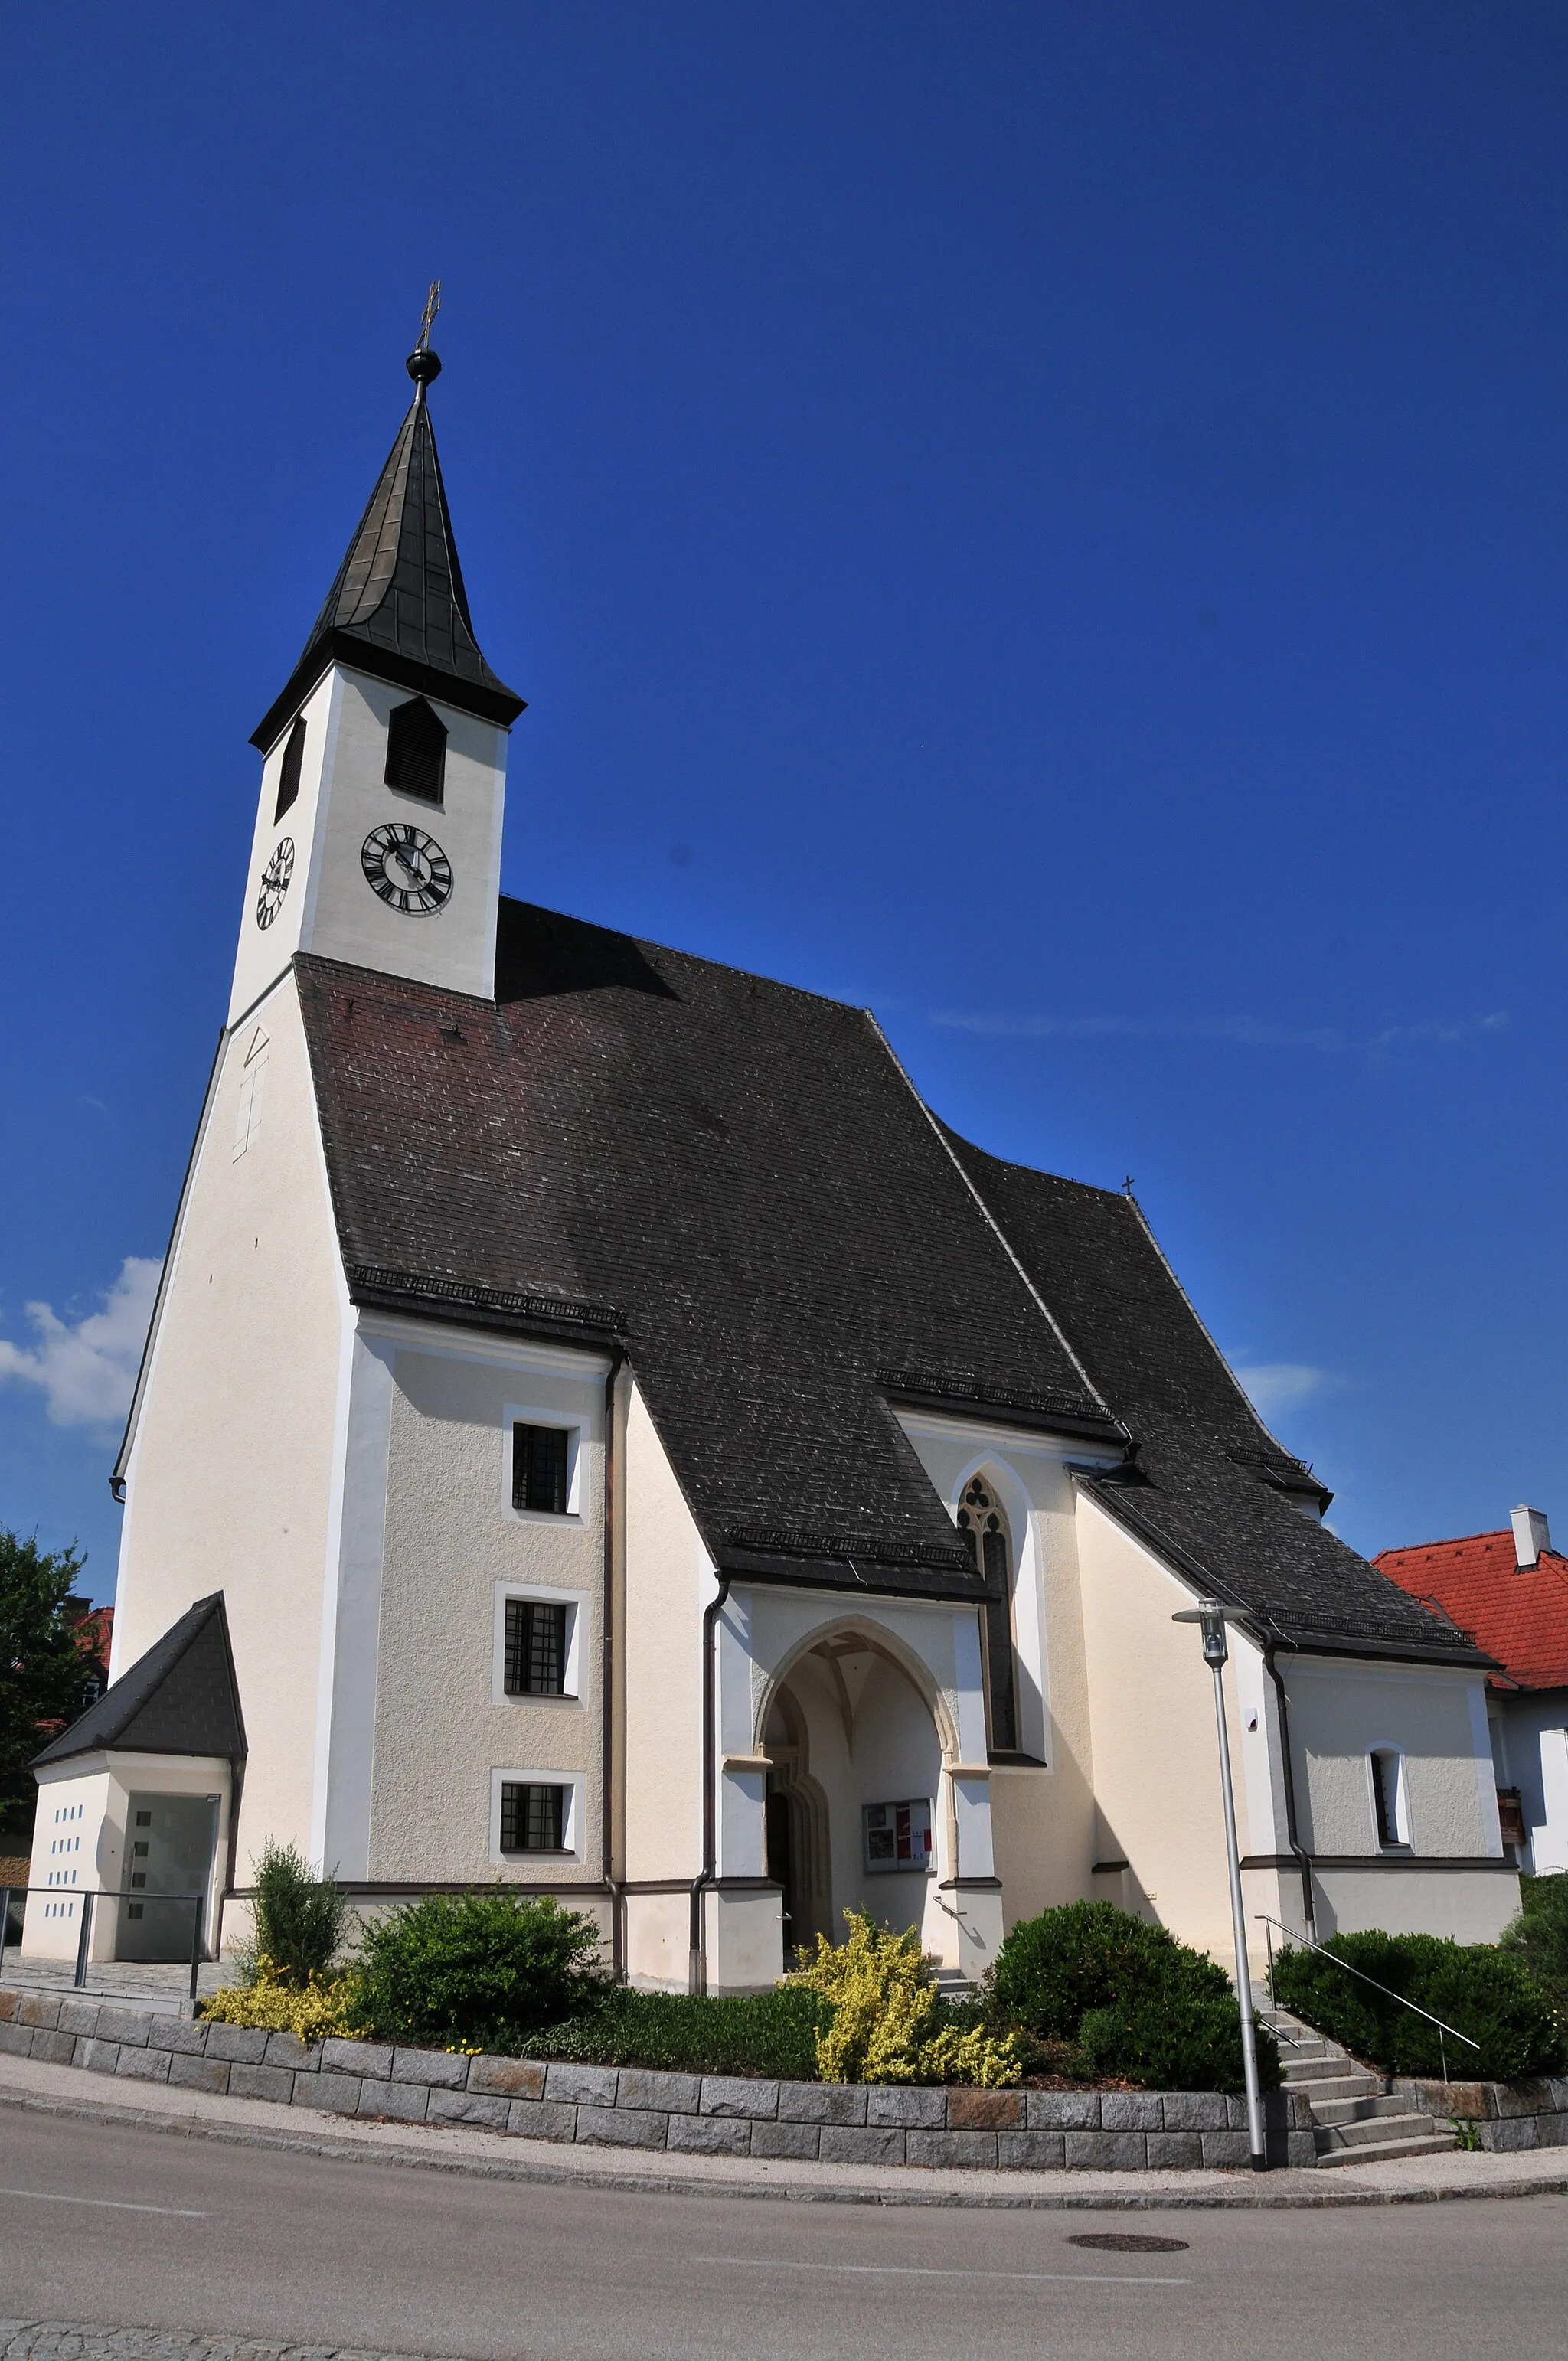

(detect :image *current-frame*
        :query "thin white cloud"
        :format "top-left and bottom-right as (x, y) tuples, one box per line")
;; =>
(0, 1257), (162, 1429)
(1231, 1361), (1336, 1418)
(929, 1009), (1509, 1054)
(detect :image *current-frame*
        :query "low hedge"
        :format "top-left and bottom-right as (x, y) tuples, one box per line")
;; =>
(987, 1901), (1281, 2094)
(1270, 1930), (1566, 2082)
(514, 1986), (828, 2079)
(348, 1891), (606, 2050)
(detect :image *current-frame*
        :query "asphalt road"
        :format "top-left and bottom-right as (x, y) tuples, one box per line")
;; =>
(5, 2105), (1568, 2361)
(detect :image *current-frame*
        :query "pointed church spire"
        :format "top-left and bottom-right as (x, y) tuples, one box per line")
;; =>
(251, 323), (525, 751)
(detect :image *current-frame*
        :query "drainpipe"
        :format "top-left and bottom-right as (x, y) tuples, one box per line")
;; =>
(690, 1571), (733, 1995)
(601, 1348), (626, 1981)
(1263, 1643), (1316, 1936)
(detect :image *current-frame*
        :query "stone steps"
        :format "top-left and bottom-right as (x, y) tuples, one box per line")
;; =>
(1263, 2008), (1456, 2168)
(1315, 2127), (1460, 2167)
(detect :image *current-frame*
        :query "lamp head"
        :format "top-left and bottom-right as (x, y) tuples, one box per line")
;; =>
(1171, 1597), (1245, 1667)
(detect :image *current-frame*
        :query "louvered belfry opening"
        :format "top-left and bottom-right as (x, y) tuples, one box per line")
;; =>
(958, 1474), (1018, 1753)
(384, 696), (447, 804)
(274, 714), (307, 822)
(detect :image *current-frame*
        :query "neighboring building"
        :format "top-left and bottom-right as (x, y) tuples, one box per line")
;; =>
(27, 337), (1520, 1987)
(1379, 1507), (1568, 1878)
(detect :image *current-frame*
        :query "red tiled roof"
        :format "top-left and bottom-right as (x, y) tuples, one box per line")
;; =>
(1375, 1530), (1568, 1690)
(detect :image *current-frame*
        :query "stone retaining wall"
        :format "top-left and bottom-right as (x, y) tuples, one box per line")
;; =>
(1393, 2073), (1568, 2152)
(0, 1987), (1315, 2170)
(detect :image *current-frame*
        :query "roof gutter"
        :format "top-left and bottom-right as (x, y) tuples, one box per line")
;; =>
(1262, 1643), (1317, 1937)
(601, 1347), (626, 1979)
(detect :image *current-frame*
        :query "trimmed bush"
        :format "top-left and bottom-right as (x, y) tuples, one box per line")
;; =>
(518, 1985), (828, 2079)
(1078, 1988), (1280, 2094)
(987, 1900), (1279, 2093)
(1501, 1873), (1568, 2013)
(1270, 1930), (1565, 2082)
(247, 1840), (349, 1986)
(348, 1890), (606, 2049)
(988, 1900), (1197, 2040)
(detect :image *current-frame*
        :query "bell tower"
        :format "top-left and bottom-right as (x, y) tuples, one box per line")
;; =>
(230, 314), (525, 1021)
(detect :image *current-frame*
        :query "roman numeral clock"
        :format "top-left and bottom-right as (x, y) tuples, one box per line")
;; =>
(360, 823), (454, 916)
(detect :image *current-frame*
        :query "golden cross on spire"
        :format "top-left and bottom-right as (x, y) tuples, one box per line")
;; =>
(415, 279), (442, 354)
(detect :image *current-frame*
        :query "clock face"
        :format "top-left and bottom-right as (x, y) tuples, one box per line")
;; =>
(255, 837), (296, 931)
(361, 822), (453, 915)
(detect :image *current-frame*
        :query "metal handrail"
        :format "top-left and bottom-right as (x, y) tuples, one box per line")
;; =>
(1256, 1910), (1479, 2085)
(0, 1886), (207, 2001)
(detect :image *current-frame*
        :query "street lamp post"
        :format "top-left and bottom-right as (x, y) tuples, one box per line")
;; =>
(1171, 1598), (1268, 2172)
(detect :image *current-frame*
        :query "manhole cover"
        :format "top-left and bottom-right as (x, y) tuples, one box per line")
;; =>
(1067, 2232), (1191, 2254)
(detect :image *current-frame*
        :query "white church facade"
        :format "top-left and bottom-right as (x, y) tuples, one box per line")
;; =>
(28, 338), (1519, 1990)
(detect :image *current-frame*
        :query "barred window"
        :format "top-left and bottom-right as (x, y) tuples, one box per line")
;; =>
(505, 1599), (568, 1696)
(274, 714), (307, 822)
(500, 1781), (567, 1853)
(513, 1423), (570, 1515)
(384, 696), (447, 804)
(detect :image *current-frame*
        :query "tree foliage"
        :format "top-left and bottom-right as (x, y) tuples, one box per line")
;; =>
(0, 1526), (99, 1838)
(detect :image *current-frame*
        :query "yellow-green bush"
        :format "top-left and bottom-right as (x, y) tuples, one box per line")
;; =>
(198, 1958), (358, 2043)
(790, 1910), (1021, 2086)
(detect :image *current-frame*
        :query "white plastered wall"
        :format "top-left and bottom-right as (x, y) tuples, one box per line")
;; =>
(230, 665), (508, 1022)
(895, 1411), (1121, 1926)
(620, 1383), (710, 1987)
(352, 1319), (610, 1890)
(1278, 1653), (1517, 1941)
(112, 975), (347, 1892)
(1074, 1491), (1268, 1971)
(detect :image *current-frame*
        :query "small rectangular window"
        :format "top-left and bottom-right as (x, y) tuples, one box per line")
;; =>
(500, 1781), (567, 1852)
(513, 1423), (570, 1515)
(1372, 1752), (1403, 1847)
(136, 1810), (152, 1827)
(505, 1599), (568, 1697)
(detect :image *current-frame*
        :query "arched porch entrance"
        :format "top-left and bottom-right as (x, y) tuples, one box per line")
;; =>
(761, 1625), (950, 1963)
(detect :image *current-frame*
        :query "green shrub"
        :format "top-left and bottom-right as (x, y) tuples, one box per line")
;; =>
(789, 1910), (1022, 2085)
(348, 1890), (606, 2049)
(1271, 1930), (1565, 2082)
(518, 1985), (828, 2079)
(247, 1840), (349, 1986)
(986, 1899), (1279, 2092)
(200, 1961), (355, 2042)
(1078, 1988), (1281, 2093)
(988, 1900), (1201, 2040)
(1501, 1873), (1568, 2011)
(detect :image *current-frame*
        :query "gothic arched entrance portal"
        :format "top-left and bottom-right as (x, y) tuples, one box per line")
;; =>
(762, 1686), (831, 1959)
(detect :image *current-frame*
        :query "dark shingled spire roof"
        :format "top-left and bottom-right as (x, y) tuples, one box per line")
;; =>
(31, 1593), (247, 1768)
(251, 347), (524, 753)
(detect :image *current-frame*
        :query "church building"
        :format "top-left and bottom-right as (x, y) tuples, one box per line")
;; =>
(27, 337), (1519, 1991)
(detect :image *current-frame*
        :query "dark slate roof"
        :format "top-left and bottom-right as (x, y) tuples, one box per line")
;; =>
(942, 1140), (1489, 1668)
(252, 351), (524, 753)
(297, 902), (1117, 1602)
(32, 1595), (247, 1768)
(294, 898), (1485, 1664)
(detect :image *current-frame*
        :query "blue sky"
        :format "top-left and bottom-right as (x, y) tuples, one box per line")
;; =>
(3, 4), (1566, 1604)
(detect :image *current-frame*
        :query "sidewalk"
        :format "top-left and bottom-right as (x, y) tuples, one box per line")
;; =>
(4, 2047), (1567, 2211)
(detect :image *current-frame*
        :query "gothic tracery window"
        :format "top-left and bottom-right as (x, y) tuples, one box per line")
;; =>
(957, 1474), (1018, 1753)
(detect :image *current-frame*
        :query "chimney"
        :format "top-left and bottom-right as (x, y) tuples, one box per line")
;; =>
(1511, 1504), (1551, 1569)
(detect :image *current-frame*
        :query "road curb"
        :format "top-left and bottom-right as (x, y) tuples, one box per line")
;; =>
(5, 2065), (1568, 2211)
